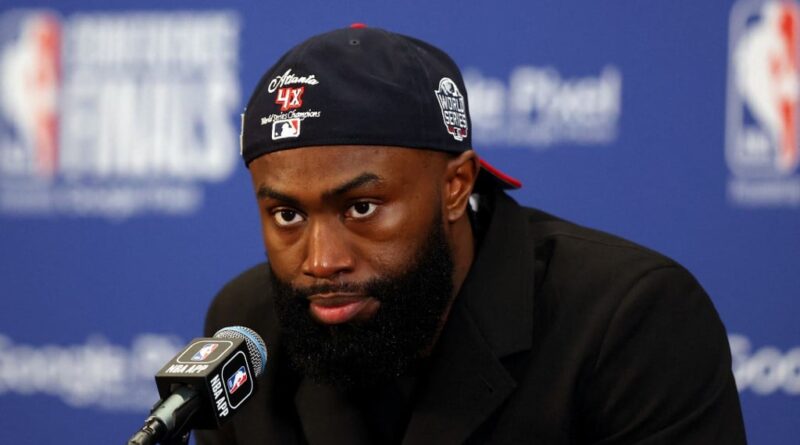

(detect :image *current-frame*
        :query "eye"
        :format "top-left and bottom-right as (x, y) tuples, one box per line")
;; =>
(271, 208), (305, 227)
(345, 201), (378, 219)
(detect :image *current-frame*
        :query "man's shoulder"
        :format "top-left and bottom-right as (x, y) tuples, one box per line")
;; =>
(204, 263), (276, 338)
(509, 203), (706, 318)
(519, 205), (680, 276)
(499, 205), (744, 444)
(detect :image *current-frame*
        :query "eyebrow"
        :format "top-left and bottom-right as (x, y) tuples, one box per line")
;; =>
(255, 172), (384, 204)
(256, 185), (300, 206)
(324, 172), (383, 199)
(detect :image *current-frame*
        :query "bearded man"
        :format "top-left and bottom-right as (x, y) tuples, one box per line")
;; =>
(196, 25), (747, 445)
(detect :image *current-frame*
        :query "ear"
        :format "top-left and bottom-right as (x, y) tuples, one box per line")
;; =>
(443, 150), (480, 223)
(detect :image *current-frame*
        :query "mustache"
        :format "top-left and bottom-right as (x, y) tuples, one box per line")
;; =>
(287, 280), (381, 299)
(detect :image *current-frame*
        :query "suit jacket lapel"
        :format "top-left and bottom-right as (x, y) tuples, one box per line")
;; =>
(461, 190), (535, 357)
(402, 190), (537, 444)
(292, 307), (520, 445)
(294, 378), (374, 445)
(402, 303), (517, 444)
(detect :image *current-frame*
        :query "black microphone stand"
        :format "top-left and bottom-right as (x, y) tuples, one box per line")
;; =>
(126, 386), (199, 445)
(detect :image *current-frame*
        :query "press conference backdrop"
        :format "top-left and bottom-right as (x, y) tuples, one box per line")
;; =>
(0, 0), (797, 443)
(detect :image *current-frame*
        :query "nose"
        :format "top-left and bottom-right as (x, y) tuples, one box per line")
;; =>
(301, 218), (355, 280)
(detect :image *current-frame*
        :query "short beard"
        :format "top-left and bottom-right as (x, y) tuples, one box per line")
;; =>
(270, 216), (455, 391)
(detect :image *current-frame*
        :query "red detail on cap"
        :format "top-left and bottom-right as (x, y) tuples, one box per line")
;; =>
(350, 23), (367, 29)
(479, 158), (522, 189)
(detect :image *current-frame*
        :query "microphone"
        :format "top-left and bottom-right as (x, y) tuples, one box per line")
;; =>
(126, 326), (267, 445)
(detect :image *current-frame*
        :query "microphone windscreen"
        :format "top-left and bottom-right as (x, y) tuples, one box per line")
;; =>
(213, 326), (267, 377)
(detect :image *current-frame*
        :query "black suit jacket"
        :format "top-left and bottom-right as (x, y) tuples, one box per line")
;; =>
(196, 190), (747, 444)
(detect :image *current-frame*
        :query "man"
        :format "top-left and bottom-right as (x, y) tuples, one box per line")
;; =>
(196, 25), (747, 444)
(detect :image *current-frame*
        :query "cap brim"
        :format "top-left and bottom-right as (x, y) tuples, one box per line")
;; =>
(478, 158), (522, 190)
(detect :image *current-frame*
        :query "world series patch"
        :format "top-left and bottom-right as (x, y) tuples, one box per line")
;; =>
(434, 77), (468, 141)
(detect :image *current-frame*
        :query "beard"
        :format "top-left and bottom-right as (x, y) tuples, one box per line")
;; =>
(269, 216), (455, 391)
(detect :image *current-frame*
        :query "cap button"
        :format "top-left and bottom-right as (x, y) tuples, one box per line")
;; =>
(349, 23), (367, 29)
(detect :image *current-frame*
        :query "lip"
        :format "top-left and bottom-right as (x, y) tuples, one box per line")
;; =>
(308, 293), (379, 325)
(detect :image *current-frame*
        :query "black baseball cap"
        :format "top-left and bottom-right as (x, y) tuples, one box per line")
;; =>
(240, 24), (521, 190)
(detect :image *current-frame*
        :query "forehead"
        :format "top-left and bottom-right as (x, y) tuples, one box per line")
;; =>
(248, 145), (446, 189)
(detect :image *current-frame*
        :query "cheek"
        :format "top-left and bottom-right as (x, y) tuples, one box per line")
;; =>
(350, 202), (438, 275)
(354, 240), (415, 277)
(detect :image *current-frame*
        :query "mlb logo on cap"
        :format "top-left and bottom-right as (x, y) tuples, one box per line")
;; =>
(272, 119), (301, 140)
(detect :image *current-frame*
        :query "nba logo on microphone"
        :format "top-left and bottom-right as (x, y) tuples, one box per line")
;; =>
(226, 366), (248, 394)
(0, 11), (61, 180)
(726, 0), (800, 206)
(192, 343), (219, 361)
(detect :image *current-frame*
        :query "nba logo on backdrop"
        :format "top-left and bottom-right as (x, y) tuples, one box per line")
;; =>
(0, 9), (241, 218)
(727, 0), (800, 206)
(0, 11), (61, 180)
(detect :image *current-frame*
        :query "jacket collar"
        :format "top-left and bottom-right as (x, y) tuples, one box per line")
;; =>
(401, 190), (535, 443)
(293, 190), (536, 444)
(458, 189), (535, 358)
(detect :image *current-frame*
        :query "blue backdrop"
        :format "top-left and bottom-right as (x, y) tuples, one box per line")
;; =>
(0, 1), (797, 444)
